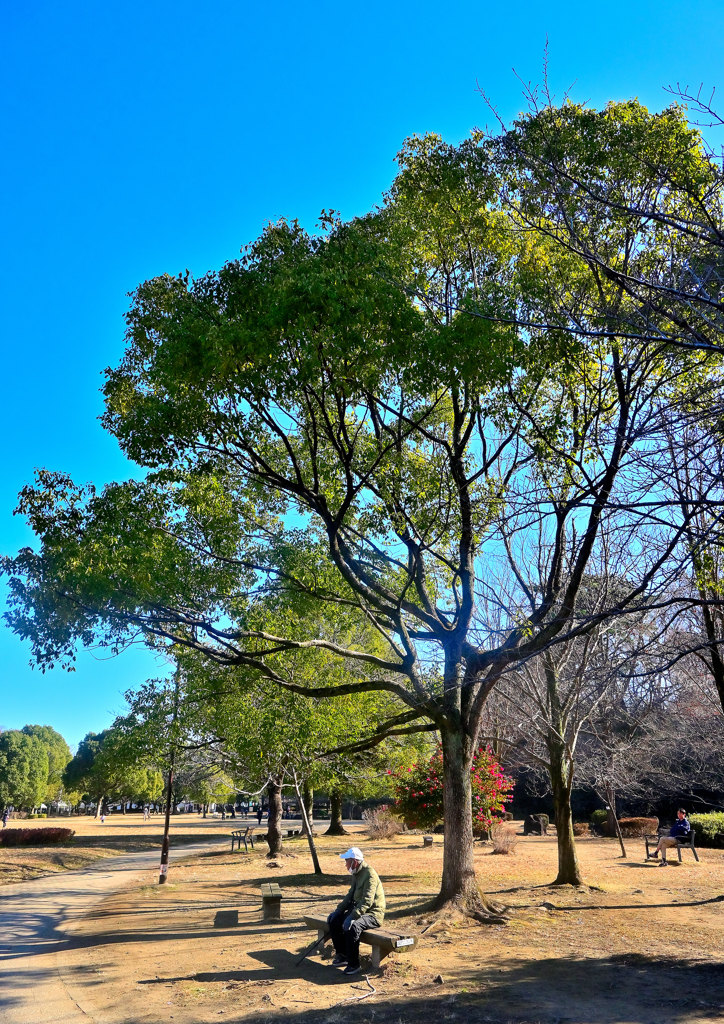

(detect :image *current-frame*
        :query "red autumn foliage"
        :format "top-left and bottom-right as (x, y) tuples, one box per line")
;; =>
(389, 744), (514, 831)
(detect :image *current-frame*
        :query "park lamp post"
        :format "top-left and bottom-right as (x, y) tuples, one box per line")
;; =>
(159, 668), (181, 884)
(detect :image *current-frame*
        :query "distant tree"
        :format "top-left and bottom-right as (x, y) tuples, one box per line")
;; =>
(63, 730), (115, 814)
(21, 724), (72, 804)
(0, 730), (49, 811)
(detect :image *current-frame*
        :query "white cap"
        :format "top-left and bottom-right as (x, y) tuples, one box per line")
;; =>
(340, 847), (364, 862)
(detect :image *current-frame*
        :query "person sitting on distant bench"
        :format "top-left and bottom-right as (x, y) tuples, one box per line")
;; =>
(651, 809), (691, 866)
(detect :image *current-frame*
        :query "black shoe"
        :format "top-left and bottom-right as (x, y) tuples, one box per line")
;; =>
(343, 964), (361, 976)
(332, 956), (348, 966)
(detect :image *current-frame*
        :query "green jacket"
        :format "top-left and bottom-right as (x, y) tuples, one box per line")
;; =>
(336, 862), (385, 924)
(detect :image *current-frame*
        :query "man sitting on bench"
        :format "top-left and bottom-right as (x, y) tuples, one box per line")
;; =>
(652, 808), (691, 866)
(327, 846), (385, 976)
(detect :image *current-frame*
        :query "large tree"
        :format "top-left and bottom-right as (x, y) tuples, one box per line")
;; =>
(3, 112), (715, 910)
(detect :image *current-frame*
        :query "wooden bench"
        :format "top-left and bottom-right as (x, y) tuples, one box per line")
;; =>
(230, 827), (255, 853)
(261, 882), (283, 921)
(645, 829), (699, 862)
(285, 828), (301, 837)
(303, 913), (418, 969)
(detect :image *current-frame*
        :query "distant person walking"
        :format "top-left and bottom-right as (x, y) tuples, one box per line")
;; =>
(256, 805), (263, 825)
(143, 806), (149, 821)
(2, 808), (9, 828)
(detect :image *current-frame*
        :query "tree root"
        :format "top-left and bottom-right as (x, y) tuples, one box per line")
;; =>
(419, 889), (510, 926)
(324, 824), (349, 836)
(469, 909), (510, 925)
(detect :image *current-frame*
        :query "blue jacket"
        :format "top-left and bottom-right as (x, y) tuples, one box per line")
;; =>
(669, 817), (691, 838)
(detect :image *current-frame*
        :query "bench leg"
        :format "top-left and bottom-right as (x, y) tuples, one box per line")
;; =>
(243, 838), (248, 853)
(693, 848), (700, 862)
(317, 929), (326, 942)
(371, 946), (382, 969)
(263, 899), (281, 922)
(677, 846), (682, 862)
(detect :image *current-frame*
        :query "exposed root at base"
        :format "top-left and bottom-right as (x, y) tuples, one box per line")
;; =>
(418, 890), (510, 926)
(469, 909), (510, 925)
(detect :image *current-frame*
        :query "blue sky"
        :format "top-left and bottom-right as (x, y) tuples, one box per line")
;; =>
(1, 1), (722, 747)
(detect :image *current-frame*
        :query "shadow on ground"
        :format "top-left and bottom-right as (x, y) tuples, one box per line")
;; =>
(157, 951), (723, 1024)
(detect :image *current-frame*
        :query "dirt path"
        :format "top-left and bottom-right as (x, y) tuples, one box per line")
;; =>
(0, 837), (228, 1024)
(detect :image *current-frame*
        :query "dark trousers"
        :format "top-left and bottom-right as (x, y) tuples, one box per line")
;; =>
(328, 910), (379, 966)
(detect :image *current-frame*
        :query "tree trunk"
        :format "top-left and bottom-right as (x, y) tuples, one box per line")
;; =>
(604, 785), (627, 857)
(121, 801), (126, 815)
(549, 743), (582, 886)
(295, 775), (322, 874)
(605, 798), (617, 839)
(437, 727), (478, 905)
(325, 789), (348, 836)
(300, 782), (314, 835)
(265, 779), (283, 857)
(159, 764), (174, 884)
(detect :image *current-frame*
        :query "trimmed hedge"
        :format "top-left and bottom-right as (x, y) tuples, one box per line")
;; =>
(0, 827), (75, 846)
(617, 817), (658, 837)
(689, 812), (724, 847)
(590, 810), (608, 827)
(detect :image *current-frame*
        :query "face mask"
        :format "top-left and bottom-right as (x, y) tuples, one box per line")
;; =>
(347, 862), (359, 875)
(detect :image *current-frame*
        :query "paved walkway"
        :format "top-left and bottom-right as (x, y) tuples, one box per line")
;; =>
(0, 838), (227, 1024)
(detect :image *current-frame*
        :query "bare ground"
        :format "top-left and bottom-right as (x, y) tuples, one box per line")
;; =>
(39, 820), (724, 1024)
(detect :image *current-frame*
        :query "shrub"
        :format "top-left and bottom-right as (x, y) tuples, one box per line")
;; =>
(490, 823), (518, 854)
(503, 811), (514, 821)
(617, 817), (658, 837)
(0, 827), (75, 846)
(590, 809), (608, 828)
(389, 745), (514, 832)
(363, 807), (403, 840)
(689, 812), (724, 847)
(573, 823), (590, 836)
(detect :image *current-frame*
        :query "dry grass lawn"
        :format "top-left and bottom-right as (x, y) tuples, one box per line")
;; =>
(0, 812), (237, 884)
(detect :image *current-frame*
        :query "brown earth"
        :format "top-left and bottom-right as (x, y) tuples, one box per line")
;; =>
(39, 819), (724, 1024)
